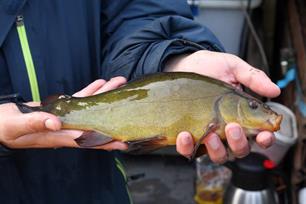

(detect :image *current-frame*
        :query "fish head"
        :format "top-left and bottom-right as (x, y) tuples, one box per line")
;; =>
(218, 92), (282, 136)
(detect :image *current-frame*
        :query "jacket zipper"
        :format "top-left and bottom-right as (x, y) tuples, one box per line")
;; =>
(16, 15), (41, 102)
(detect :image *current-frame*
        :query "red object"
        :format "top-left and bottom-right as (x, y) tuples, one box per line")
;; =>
(263, 159), (276, 169)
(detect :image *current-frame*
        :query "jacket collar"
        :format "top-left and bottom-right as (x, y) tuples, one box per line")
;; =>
(0, 0), (27, 46)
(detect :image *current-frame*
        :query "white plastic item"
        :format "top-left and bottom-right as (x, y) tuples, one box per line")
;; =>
(299, 188), (306, 204)
(251, 102), (298, 164)
(191, 0), (262, 55)
(196, 0), (262, 9)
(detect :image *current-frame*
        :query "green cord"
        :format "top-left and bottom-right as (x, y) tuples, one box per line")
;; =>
(16, 15), (41, 102)
(115, 157), (133, 204)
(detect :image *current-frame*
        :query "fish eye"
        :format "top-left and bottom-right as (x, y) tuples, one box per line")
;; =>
(248, 100), (258, 110)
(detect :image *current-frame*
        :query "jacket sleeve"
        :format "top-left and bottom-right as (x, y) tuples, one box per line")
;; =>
(100, 0), (224, 80)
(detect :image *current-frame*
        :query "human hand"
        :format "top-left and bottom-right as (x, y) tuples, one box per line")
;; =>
(0, 77), (128, 151)
(165, 50), (280, 163)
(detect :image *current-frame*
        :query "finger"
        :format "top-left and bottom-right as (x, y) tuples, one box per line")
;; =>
(8, 111), (62, 138)
(255, 131), (275, 149)
(73, 79), (106, 97)
(25, 102), (41, 107)
(203, 133), (227, 164)
(176, 131), (194, 158)
(229, 55), (280, 98)
(94, 141), (128, 151)
(95, 76), (127, 94)
(10, 130), (82, 148)
(225, 123), (250, 158)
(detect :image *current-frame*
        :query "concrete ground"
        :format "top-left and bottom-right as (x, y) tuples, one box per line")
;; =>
(122, 152), (196, 204)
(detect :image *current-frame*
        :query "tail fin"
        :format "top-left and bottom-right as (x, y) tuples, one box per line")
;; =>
(15, 102), (42, 113)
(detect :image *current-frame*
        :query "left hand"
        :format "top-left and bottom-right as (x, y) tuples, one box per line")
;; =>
(165, 50), (280, 163)
(6, 77), (128, 151)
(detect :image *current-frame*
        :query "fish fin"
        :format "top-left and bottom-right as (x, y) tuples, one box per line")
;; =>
(190, 122), (219, 161)
(75, 131), (114, 147)
(192, 144), (208, 158)
(126, 135), (167, 154)
(15, 102), (40, 113)
(41, 94), (71, 106)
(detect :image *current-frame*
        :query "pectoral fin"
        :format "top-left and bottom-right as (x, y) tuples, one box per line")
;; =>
(75, 131), (114, 147)
(126, 136), (167, 154)
(192, 144), (208, 158)
(190, 123), (219, 160)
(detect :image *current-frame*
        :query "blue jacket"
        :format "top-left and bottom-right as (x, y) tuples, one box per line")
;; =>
(0, 0), (223, 203)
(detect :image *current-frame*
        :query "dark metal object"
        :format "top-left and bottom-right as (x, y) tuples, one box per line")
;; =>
(224, 153), (279, 204)
(224, 184), (278, 204)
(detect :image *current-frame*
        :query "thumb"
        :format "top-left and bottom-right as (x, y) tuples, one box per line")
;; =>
(12, 111), (62, 137)
(231, 56), (280, 98)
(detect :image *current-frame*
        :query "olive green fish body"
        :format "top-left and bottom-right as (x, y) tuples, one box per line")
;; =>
(30, 72), (282, 151)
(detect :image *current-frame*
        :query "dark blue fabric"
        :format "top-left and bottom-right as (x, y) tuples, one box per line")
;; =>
(0, 0), (223, 203)
(100, 0), (224, 79)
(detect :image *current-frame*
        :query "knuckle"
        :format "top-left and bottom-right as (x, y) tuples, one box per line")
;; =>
(45, 134), (56, 145)
(95, 79), (106, 84)
(225, 52), (237, 59)
(225, 53), (240, 62)
(235, 151), (250, 159)
(0, 122), (13, 144)
(233, 146), (250, 158)
(195, 50), (207, 56)
(223, 53), (240, 70)
(112, 76), (127, 83)
(26, 113), (45, 132)
(211, 154), (228, 164)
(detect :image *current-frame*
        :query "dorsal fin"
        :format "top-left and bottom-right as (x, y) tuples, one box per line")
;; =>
(41, 94), (71, 106)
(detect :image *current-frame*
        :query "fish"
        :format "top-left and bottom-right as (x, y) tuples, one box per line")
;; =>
(17, 72), (282, 158)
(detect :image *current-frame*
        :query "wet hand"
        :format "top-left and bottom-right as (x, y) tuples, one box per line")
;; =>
(0, 77), (128, 151)
(165, 50), (280, 163)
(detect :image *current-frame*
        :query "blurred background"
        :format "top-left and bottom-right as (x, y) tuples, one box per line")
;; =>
(121, 0), (306, 203)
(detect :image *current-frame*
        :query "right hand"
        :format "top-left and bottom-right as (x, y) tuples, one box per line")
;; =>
(0, 77), (128, 151)
(165, 51), (280, 163)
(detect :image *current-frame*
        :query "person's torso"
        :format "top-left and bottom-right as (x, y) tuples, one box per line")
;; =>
(0, 1), (129, 203)
(1, 0), (102, 100)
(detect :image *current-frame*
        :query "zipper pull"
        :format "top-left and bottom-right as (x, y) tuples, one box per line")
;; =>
(16, 15), (24, 26)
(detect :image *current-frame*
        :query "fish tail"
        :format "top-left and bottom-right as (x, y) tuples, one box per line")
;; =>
(15, 102), (42, 113)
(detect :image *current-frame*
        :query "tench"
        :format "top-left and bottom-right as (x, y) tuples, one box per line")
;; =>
(17, 72), (282, 158)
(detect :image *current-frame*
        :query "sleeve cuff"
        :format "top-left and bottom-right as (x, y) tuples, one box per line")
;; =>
(158, 38), (224, 73)
(0, 143), (14, 157)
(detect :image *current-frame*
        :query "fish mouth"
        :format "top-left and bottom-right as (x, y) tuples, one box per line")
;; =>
(244, 115), (282, 136)
(267, 114), (283, 131)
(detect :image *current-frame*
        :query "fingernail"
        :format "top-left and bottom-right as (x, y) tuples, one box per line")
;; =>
(208, 135), (220, 150)
(45, 119), (55, 130)
(182, 135), (192, 146)
(229, 127), (242, 140)
(234, 143), (250, 158)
